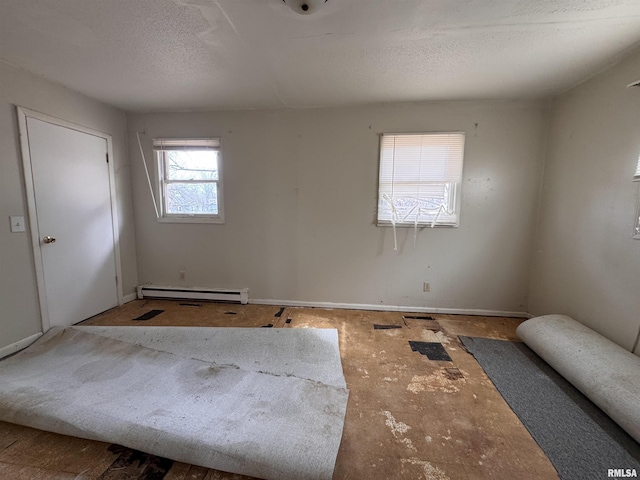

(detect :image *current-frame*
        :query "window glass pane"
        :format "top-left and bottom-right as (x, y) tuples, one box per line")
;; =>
(379, 184), (455, 223)
(378, 132), (464, 226)
(166, 150), (218, 181)
(166, 182), (218, 215)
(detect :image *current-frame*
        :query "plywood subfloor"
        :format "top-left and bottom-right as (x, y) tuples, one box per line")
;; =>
(0, 301), (559, 480)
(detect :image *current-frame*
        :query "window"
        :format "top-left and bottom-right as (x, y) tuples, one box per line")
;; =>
(377, 132), (465, 227)
(154, 138), (224, 223)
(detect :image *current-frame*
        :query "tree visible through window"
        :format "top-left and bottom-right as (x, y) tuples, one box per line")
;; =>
(154, 138), (224, 223)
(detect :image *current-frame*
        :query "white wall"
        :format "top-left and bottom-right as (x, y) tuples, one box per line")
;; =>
(529, 49), (640, 352)
(129, 100), (549, 314)
(0, 60), (137, 349)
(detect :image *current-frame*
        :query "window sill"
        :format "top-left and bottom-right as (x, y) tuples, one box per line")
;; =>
(158, 216), (225, 224)
(377, 222), (458, 228)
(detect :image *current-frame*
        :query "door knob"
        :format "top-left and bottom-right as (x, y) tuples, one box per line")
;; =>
(43, 236), (56, 244)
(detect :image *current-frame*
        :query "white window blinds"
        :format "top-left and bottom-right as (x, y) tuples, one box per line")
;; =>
(377, 132), (465, 227)
(153, 138), (220, 151)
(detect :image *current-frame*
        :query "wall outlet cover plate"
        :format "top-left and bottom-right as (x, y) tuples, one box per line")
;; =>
(10, 216), (26, 232)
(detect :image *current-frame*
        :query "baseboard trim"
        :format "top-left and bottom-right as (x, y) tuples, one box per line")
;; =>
(0, 332), (43, 360)
(122, 292), (138, 304)
(249, 298), (528, 318)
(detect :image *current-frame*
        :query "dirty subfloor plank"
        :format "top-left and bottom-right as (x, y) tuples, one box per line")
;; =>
(1, 300), (558, 480)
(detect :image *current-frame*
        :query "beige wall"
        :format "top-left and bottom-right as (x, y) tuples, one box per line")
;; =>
(129, 100), (549, 314)
(0, 60), (137, 349)
(529, 50), (640, 352)
(3, 41), (639, 352)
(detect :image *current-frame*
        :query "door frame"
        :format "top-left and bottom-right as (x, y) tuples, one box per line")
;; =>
(16, 106), (124, 332)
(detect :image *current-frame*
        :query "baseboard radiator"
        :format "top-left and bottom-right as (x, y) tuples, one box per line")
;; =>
(137, 285), (249, 305)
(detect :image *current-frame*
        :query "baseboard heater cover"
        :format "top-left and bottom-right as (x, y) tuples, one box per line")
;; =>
(137, 286), (248, 304)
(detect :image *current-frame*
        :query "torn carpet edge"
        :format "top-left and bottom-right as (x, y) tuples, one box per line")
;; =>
(0, 327), (349, 480)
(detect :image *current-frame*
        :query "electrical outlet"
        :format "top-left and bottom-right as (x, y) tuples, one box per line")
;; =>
(423, 282), (430, 293)
(179, 271), (186, 280)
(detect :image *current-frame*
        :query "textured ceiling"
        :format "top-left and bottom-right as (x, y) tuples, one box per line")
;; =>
(1, 0), (640, 112)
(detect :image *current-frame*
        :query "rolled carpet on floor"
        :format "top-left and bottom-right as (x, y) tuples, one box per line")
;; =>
(517, 314), (640, 444)
(0, 326), (349, 480)
(460, 335), (640, 480)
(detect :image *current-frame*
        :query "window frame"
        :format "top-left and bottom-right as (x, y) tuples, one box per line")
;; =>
(154, 138), (225, 224)
(632, 153), (640, 239)
(377, 131), (465, 228)
(633, 201), (640, 240)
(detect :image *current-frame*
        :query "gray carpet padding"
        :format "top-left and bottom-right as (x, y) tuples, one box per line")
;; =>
(460, 336), (640, 480)
(0, 327), (349, 480)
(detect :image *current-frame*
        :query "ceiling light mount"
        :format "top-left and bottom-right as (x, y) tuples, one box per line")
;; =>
(283, 0), (328, 15)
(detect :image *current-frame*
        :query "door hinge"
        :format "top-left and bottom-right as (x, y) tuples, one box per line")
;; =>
(115, 275), (119, 286)
(106, 153), (109, 163)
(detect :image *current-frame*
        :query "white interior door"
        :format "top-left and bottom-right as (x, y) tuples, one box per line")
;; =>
(25, 116), (118, 328)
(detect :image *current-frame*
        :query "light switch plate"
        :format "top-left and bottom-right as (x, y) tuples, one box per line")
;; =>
(10, 216), (26, 232)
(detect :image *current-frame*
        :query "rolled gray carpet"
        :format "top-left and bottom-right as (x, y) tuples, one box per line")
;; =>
(517, 314), (640, 443)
